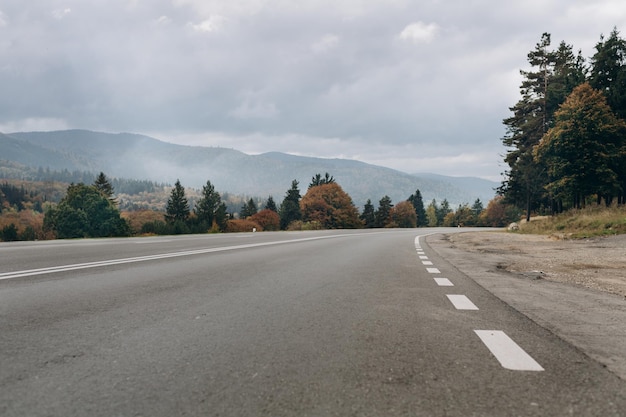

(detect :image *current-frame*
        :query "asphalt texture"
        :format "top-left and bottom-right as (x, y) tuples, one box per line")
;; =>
(1, 229), (625, 416)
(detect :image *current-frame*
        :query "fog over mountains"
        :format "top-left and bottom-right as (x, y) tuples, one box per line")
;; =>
(1, 130), (498, 207)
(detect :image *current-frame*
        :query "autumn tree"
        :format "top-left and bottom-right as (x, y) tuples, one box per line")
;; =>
(249, 209), (281, 231)
(279, 180), (302, 229)
(535, 83), (626, 208)
(388, 201), (417, 228)
(426, 199), (438, 226)
(300, 182), (362, 229)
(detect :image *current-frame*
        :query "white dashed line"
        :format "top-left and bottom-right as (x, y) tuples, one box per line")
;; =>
(419, 255), (428, 259)
(422, 260), (433, 265)
(434, 278), (454, 286)
(474, 330), (544, 371)
(426, 267), (440, 274)
(446, 294), (479, 310)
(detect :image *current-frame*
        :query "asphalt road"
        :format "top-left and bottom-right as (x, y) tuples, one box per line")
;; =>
(1, 229), (625, 416)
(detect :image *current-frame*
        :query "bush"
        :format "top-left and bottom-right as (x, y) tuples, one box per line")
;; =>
(226, 219), (262, 233)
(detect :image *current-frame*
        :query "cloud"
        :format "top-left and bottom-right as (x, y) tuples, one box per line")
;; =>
(52, 8), (71, 20)
(189, 15), (226, 33)
(0, 118), (70, 133)
(0, 10), (7, 27)
(398, 21), (439, 43)
(311, 34), (339, 53)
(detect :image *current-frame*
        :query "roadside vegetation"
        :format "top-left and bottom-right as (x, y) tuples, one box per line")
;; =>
(0, 171), (519, 241)
(515, 205), (626, 238)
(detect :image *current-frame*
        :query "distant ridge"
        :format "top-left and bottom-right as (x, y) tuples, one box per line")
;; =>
(1, 130), (498, 207)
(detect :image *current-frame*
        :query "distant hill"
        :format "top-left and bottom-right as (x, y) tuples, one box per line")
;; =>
(1, 130), (498, 207)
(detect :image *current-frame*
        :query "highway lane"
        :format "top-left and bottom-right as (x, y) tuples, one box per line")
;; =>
(1, 229), (625, 416)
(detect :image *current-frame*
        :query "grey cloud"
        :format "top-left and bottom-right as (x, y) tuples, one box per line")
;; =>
(1, 0), (625, 180)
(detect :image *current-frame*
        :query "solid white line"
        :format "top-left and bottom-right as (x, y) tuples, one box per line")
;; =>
(0, 233), (357, 281)
(434, 278), (454, 286)
(474, 330), (544, 371)
(422, 260), (433, 265)
(446, 294), (479, 310)
(426, 267), (440, 274)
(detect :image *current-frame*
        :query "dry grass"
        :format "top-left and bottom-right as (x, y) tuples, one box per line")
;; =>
(517, 205), (626, 239)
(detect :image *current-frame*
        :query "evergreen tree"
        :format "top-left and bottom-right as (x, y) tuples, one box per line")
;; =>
(240, 198), (258, 219)
(375, 195), (393, 228)
(360, 199), (376, 228)
(501, 33), (585, 220)
(471, 198), (484, 217)
(165, 180), (190, 224)
(407, 189), (427, 227)
(309, 172), (336, 189)
(44, 183), (130, 238)
(93, 172), (115, 204)
(264, 195), (278, 212)
(535, 83), (626, 207)
(590, 28), (626, 119)
(279, 180), (302, 229)
(194, 180), (222, 229)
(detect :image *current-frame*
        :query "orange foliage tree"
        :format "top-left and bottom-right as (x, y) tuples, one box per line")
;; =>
(300, 183), (363, 229)
(388, 201), (417, 228)
(249, 209), (280, 231)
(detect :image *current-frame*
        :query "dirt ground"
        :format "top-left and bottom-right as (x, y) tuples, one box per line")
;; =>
(443, 231), (626, 298)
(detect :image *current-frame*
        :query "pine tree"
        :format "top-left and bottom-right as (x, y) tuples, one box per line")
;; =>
(407, 189), (427, 227)
(501, 33), (586, 219)
(590, 28), (626, 119)
(165, 180), (190, 224)
(93, 172), (116, 204)
(535, 83), (626, 208)
(360, 199), (376, 228)
(279, 180), (302, 229)
(240, 198), (258, 219)
(309, 172), (336, 189)
(194, 180), (222, 228)
(375, 196), (393, 228)
(264, 195), (278, 212)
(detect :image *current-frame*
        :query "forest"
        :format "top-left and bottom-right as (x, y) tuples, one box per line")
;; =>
(500, 28), (626, 220)
(0, 170), (515, 241)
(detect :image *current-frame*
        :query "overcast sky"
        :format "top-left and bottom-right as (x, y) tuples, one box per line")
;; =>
(1, 1), (625, 180)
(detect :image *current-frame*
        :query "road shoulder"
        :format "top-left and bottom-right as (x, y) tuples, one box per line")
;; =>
(426, 232), (626, 381)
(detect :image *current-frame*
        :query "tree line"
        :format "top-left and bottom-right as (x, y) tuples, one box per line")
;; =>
(1, 172), (517, 241)
(500, 28), (626, 220)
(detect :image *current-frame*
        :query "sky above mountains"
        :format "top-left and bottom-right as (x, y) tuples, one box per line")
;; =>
(1, 1), (625, 181)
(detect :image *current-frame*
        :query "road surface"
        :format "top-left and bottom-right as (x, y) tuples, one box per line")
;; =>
(1, 229), (624, 416)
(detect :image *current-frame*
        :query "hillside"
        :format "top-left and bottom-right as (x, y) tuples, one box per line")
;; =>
(1, 130), (498, 207)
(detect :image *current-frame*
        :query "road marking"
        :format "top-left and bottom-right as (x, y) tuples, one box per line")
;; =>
(0, 234), (358, 281)
(434, 278), (454, 286)
(422, 260), (433, 265)
(446, 294), (479, 310)
(426, 267), (440, 274)
(419, 255), (428, 259)
(414, 236), (421, 248)
(474, 330), (544, 371)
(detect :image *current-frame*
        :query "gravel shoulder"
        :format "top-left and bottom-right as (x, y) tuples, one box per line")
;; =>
(426, 231), (626, 380)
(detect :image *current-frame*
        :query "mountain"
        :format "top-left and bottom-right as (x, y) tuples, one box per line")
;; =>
(1, 130), (498, 207)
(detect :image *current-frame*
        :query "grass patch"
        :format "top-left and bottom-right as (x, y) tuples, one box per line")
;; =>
(516, 205), (626, 239)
